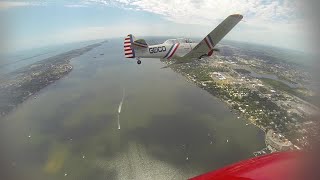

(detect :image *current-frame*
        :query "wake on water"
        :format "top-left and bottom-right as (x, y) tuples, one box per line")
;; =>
(118, 101), (123, 114)
(117, 114), (121, 130)
(117, 88), (125, 130)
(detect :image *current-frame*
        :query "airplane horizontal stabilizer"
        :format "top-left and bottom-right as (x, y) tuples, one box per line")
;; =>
(132, 39), (149, 49)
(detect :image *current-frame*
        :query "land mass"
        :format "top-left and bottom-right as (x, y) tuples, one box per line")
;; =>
(0, 41), (106, 118)
(163, 42), (319, 152)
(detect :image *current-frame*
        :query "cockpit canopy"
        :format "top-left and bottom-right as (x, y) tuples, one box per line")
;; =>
(164, 38), (193, 44)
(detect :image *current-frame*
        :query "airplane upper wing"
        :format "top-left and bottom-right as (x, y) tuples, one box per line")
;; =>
(182, 14), (243, 60)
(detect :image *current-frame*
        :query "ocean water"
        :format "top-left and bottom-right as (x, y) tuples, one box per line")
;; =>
(0, 39), (265, 180)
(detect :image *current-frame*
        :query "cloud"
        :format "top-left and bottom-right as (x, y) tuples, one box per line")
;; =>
(76, 0), (308, 51)
(0, 1), (30, 9)
(3, 0), (309, 52)
(81, 0), (301, 24)
(1, 0), (301, 25)
(64, 4), (88, 8)
(0, 1), (44, 9)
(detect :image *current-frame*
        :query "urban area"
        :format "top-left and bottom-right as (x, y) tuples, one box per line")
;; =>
(164, 42), (319, 155)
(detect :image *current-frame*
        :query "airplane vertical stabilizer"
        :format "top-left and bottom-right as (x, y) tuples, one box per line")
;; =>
(124, 34), (135, 58)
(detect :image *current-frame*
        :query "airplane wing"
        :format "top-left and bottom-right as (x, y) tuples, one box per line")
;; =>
(189, 152), (302, 180)
(177, 14), (243, 63)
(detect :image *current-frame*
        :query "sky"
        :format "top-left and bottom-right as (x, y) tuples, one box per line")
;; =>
(0, 0), (311, 53)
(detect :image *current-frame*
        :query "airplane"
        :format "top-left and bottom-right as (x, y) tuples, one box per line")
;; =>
(124, 14), (243, 65)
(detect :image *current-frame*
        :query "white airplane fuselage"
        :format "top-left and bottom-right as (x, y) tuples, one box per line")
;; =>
(135, 42), (198, 59)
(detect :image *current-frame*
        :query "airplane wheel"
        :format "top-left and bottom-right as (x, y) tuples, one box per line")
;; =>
(137, 60), (141, 65)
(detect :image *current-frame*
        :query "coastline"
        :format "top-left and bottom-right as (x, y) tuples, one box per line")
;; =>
(196, 76), (266, 133)
(166, 56), (312, 152)
(166, 62), (269, 152)
(0, 41), (106, 118)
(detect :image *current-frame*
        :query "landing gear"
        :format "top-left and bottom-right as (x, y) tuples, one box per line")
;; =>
(136, 57), (141, 65)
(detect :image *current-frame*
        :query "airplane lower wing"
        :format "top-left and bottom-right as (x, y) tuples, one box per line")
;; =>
(178, 14), (243, 63)
(189, 152), (303, 180)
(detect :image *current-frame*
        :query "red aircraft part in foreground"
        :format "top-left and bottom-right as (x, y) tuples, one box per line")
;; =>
(189, 152), (303, 180)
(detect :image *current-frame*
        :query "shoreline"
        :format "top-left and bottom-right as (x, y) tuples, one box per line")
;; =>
(196, 78), (267, 134)
(166, 57), (311, 151)
(167, 63), (270, 152)
(0, 41), (106, 118)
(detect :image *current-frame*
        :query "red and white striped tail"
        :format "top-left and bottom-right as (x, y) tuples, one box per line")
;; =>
(124, 34), (135, 58)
